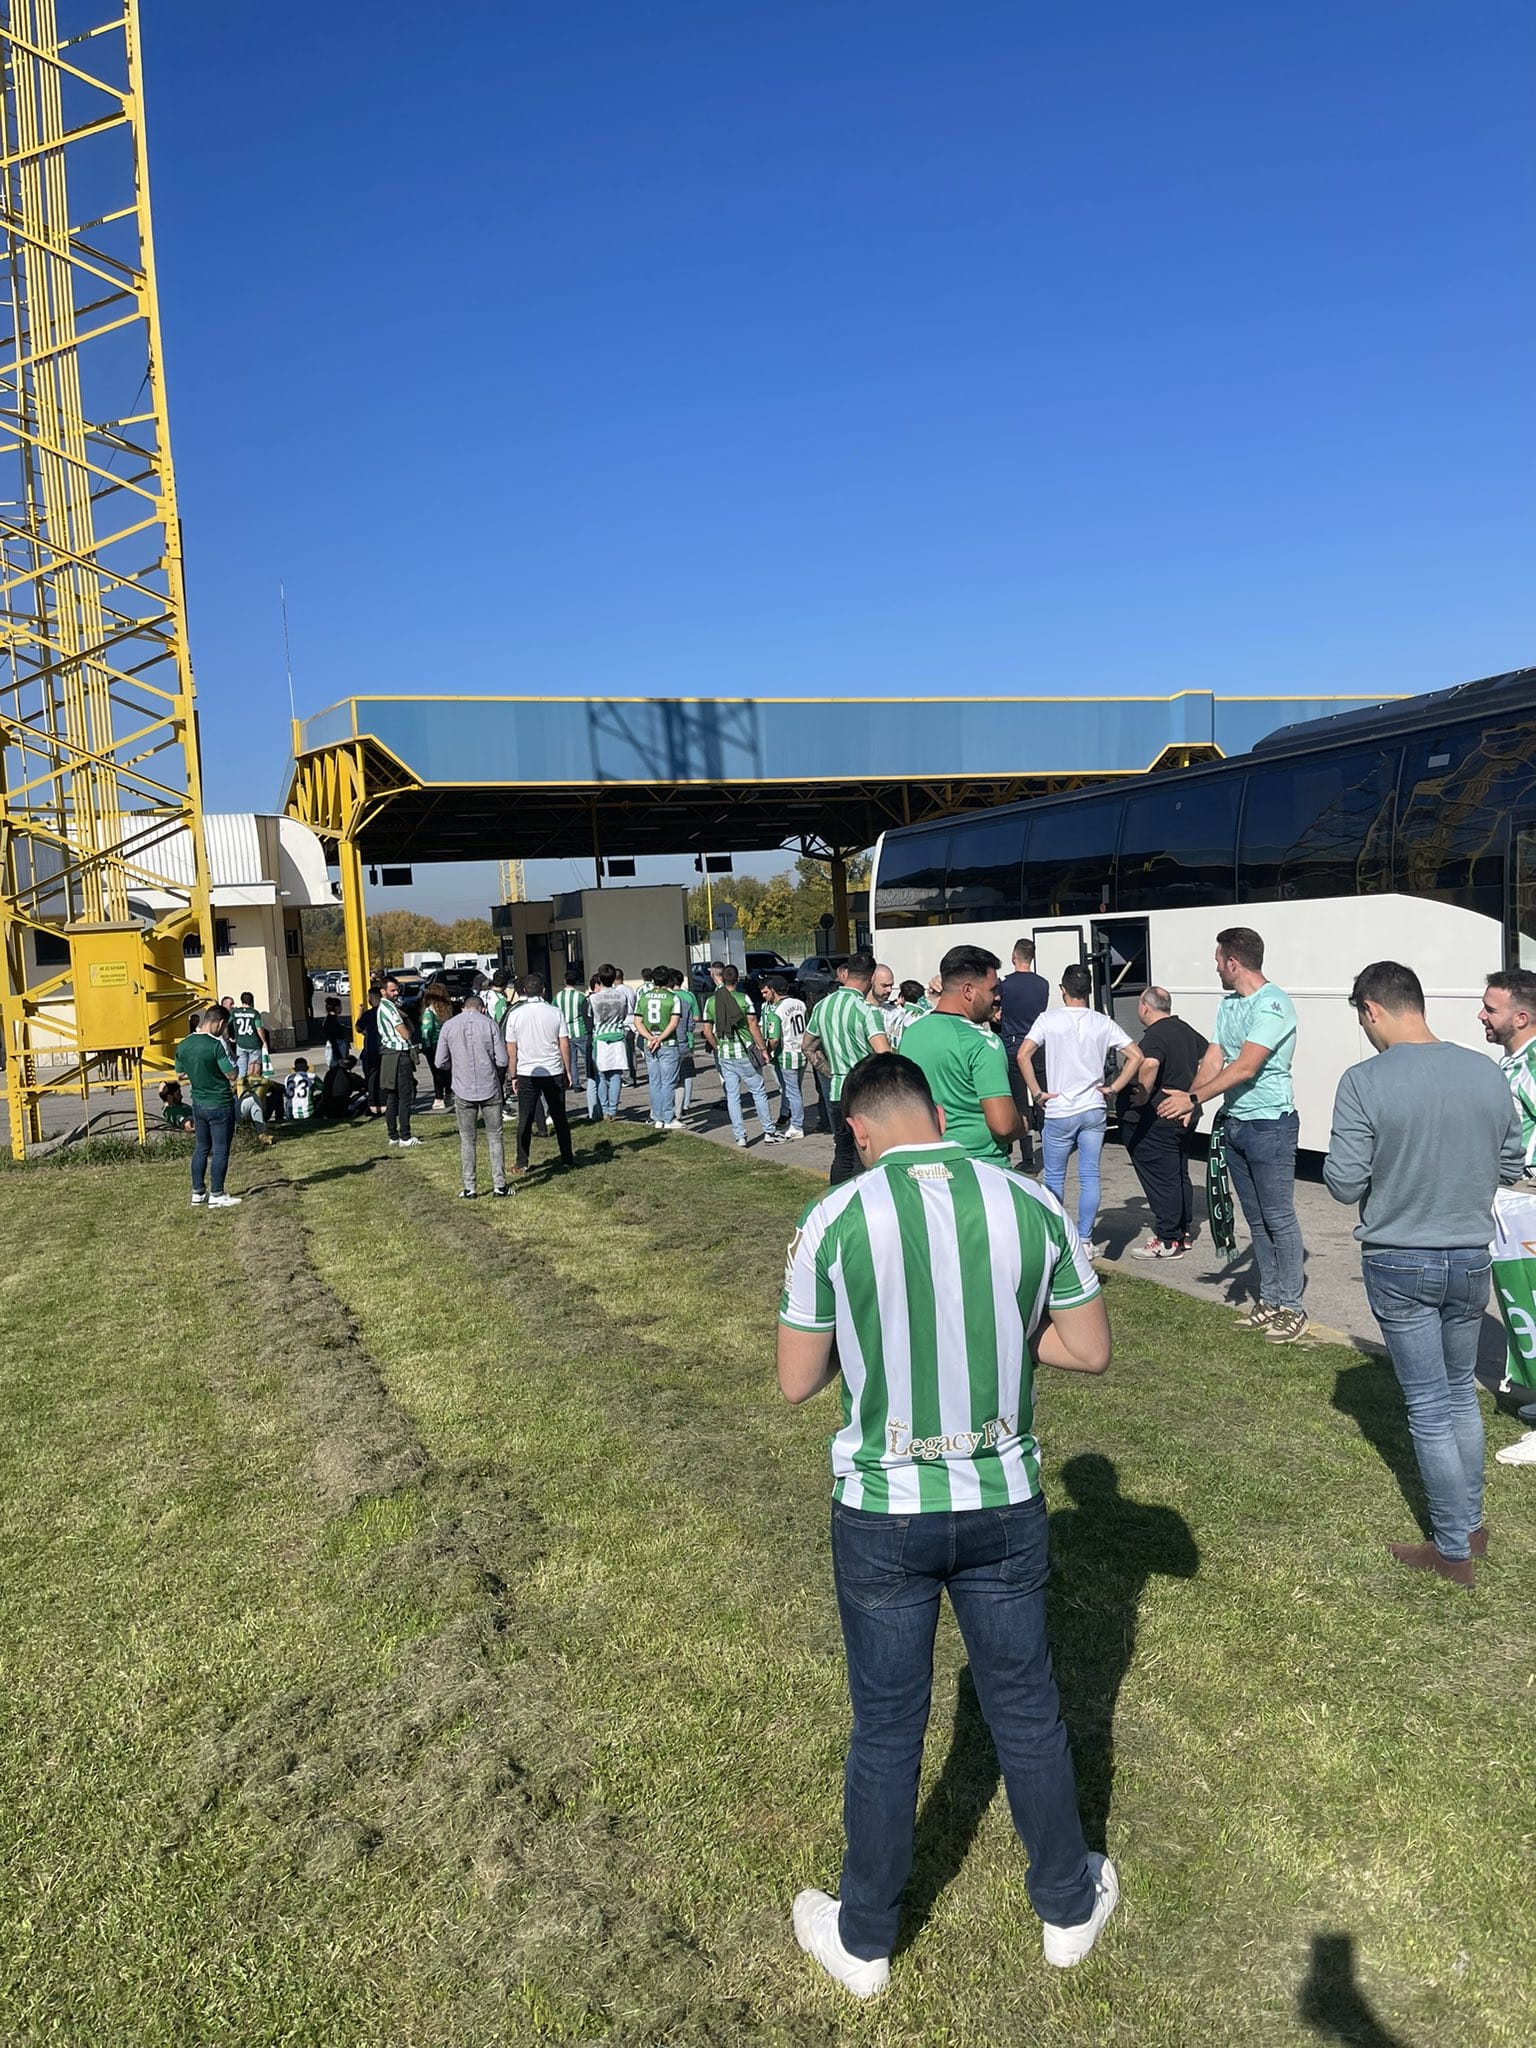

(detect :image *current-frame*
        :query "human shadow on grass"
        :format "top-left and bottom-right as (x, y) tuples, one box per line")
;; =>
(1298, 1932), (1410, 2047)
(1331, 1360), (1431, 1541)
(1047, 1455), (1199, 1852)
(899, 1456), (1198, 1950)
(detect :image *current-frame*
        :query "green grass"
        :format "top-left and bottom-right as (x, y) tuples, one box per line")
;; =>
(1, 1113), (1533, 2046)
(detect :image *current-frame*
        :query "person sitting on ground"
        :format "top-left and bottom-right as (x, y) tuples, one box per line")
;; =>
(158, 1078), (193, 1131)
(319, 1052), (368, 1119)
(285, 1057), (317, 1123)
(237, 1068), (276, 1147)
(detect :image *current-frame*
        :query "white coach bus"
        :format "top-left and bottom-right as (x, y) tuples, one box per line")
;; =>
(871, 666), (1536, 1152)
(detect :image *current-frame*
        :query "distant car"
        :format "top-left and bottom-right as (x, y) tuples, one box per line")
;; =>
(436, 965), (481, 1006)
(797, 953), (849, 1005)
(743, 949), (798, 1004)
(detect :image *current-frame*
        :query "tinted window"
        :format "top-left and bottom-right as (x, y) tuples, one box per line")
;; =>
(1239, 746), (1397, 903)
(874, 829), (951, 928)
(942, 811), (1027, 925)
(1396, 716), (1536, 924)
(1118, 777), (1239, 911)
(1021, 797), (1122, 917)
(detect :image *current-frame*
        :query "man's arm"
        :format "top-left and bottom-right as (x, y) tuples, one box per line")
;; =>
(504, 1026), (519, 1083)
(1100, 1044), (1144, 1099)
(558, 1024), (573, 1087)
(748, 1012), (768, 1056)
(982, 1094), (1024, 1146)
(777, 1324), (840, 1405)
(1033, 1297), (1111, 1374)
(1157, 1039), (1268, 1120)
(1321, 1071), (1373, 1206)
(803, 1029), (830, 1075)
(1498, 1098), (1526, 1186)
(1018, 1036), (1051, 1102)
(868, 1028), (891, 1055)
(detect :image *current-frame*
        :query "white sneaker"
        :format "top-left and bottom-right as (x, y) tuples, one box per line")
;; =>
(785, 1126), (805, 1141)
(1495, 1429), (1536, 1466)
(1130, 1236), (1163, 1259)
(207, 1193), (242, 1209)
(398, 1136), (422, 1148)
(734, 1137), (749, 1148)
(191, 1192), (207, 1205)
(791, 1890), (889, 1999)
(762, 1131), (784, 1145)
(1085, 1240), (1109, 1259)
(1042, 1853), (1119, 1968)
(665, 1120), (685, 1130)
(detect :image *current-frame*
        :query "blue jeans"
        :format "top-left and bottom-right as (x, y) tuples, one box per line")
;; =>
(831, 1499), (1094, 1961)
(773, 1063), (805, 1133)
(1362, 1249), (1490, 1560)
(645, 1041), (680, 1123)
(593, 1065), (623, 1118)
(719, 1055), (774, 1141)
(1042, 1109), (1107, 1239)
(1225, 1111), (1303, 1310)
(191, 1102), (235, 1196)
(675, 1054), (695, 1119)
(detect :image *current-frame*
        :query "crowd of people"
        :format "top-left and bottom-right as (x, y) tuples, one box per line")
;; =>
(163, 934), (1535, 1996)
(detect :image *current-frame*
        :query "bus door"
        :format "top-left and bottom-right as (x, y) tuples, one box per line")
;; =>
(1090, 919), (1151, 1037)
(1032, 923), (1086, 1006)
(1517, 821), (1536, 969)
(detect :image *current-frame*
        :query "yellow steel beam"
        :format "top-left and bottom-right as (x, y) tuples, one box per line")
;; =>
(0, 1), (214, 1158)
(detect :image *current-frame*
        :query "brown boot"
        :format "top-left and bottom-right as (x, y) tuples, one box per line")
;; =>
(1388, 1540), (1474, 1587)
(1470, 1525), (1488, 1559)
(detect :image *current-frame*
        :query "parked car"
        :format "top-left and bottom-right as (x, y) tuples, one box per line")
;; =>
(797, 953), (849, 1005)
(742, 949), (798, 1004)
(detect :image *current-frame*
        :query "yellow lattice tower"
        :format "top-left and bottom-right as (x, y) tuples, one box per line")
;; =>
(498, 858), (526, 903)
(0, 0), (213, 1156)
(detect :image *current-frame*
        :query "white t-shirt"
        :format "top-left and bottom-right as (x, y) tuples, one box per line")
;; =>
(1028, 1006), (1131, 1118)
(505, 999), (568, 1077)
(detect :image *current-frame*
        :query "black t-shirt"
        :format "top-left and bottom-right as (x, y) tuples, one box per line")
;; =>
(1138, 1015), (1209, 1103)
(999, 970), (1049, 1053)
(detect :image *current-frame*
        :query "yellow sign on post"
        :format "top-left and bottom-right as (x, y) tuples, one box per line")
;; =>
(70, 926), (151, 1051)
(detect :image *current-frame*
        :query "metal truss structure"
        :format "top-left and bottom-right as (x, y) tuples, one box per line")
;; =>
(0, 0), (213, 1155)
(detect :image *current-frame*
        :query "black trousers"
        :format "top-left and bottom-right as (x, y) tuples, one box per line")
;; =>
(382, 1051), (415, 1140)
(828, 1097), (863, 1186)
(1125, 1107), (1195, 1242)
(516, 1074), (573, 1168)
(1004, 1044), (1040, 1172)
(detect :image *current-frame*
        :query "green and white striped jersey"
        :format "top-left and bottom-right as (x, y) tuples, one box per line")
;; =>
(779, 1141), (1099, 1511)
(1503, 1040), (1536, 1168)
(705, 989), (757, 1059)
(556, 985), (588, 1039)
(806, 985), (886, 1100)
(377, 997), (413, 1052)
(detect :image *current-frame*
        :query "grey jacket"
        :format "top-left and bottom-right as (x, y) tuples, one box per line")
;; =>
(435, 1008), (508, 1103)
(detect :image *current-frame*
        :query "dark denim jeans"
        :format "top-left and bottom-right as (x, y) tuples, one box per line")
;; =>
(191, 1102), (235, 1197)
(1224, 1110), (1303, 1309)
(1361, 1248), (1490, 1560)
(831, 1497), (1094, 1961)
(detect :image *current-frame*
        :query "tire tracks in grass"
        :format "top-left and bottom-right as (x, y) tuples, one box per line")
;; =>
(174, 1167), (808, 2046)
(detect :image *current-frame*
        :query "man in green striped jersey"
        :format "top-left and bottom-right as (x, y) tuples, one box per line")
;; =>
(703, 964), (780, 1146)
(778, 1053), (1117, 1995)
(556, 971), (592, 1108)
(804, 950), (891, 1185)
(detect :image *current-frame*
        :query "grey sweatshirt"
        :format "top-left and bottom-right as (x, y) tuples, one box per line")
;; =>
(435, 1008), (508, 1104)
(1323, 1040), (1524, 1248)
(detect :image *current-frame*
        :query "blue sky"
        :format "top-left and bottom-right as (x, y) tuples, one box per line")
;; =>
(144, 1), (1534, 918)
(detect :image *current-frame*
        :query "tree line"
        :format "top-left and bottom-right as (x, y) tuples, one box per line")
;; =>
(302, 908), (498, 971)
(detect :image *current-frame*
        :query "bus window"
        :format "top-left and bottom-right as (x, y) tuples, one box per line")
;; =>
(1396, 719), (1536, 926)
(943, 811), (1027, 924)
(1516, 825), (1536, 970)
(1022, 797), (1123, 918)
(873, 827), (951, 928)
(1239, 746), (1397, 903)
(1118, 778), (1239, 912)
